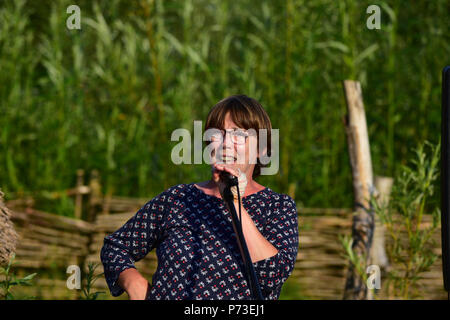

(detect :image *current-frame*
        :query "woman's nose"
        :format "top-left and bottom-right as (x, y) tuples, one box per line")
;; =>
(222, 131), (234, 146)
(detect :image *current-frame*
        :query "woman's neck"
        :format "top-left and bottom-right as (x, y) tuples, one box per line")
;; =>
(205, 177), (262, 198)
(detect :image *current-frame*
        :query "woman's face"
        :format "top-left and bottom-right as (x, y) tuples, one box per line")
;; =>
(210, 112), (258, 177)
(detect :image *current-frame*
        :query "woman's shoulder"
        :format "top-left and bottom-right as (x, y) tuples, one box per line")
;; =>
(259, 186), (293, 201)
(157, 183), (194, 200)
(261, 188), (297, 211)
(141, 183), (193, 208)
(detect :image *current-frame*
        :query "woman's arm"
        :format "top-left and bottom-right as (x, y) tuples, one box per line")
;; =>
(100, 194), (167, 298)
(117, 268), (150, 300)
(234, 200), (279, 263)
(249, 194), (299, 299)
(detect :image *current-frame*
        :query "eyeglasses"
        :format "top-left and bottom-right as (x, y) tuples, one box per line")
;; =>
(210, 128), (254, 145)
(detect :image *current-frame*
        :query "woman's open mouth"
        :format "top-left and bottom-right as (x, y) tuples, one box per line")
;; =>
(218, 154), (237, 162)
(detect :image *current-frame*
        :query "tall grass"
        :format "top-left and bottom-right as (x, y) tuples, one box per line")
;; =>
(0, 0), (448, 213)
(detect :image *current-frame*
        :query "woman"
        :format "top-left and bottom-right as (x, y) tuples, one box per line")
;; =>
(100, 94), (299, 300)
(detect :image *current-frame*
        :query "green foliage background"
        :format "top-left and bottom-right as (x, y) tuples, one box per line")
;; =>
(0, 0), (448, 214)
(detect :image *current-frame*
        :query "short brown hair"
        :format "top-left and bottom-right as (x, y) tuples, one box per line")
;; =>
(204, 94), (272, 179)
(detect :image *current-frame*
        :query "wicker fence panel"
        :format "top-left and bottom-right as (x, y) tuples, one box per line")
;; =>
(4, 201), (447, 300)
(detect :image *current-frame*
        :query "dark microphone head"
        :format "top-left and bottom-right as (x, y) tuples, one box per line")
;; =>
(219, 171), (238, 187)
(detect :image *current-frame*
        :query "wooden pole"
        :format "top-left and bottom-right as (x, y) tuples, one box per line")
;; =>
(74, 169), (84, 220)
(288, 182), (297, 201)
(342, 80), (376, 300)
(102, 192), (112, 215)
(87, 170), (102, 222)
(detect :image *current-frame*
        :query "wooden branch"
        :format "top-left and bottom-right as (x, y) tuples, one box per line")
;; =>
(10, 207), (95, 234)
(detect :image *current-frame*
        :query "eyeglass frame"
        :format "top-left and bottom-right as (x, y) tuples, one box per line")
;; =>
(209, 128), (256, 145)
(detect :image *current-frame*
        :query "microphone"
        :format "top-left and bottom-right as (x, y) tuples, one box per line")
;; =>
(219, 171), (238, 187)
(217, 169), (264, 300)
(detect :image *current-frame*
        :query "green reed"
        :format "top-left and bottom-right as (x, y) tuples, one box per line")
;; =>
(0, 0), (448, 215)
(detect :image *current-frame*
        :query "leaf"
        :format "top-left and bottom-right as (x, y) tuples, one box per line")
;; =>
(163, 31), (185, 55)
(247, 34), (267, 51)
(185, 46), (209, 72)
(354, 44), (379, 65)
(314, 41), (349, 53)
(21, 273), (37, 282)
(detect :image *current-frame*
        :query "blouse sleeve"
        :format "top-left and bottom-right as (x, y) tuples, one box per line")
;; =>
(100, 194), (167, 297)
(252, 194), (299, 300)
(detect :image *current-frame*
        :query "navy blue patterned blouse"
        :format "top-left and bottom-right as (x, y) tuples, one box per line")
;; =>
(100, 182), (299, 300)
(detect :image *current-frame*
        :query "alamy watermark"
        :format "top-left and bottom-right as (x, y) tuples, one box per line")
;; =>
(366, 264), (381, 290)
(366, 5), (381, 30)
(66, 265), (81, 289)
(66, 5), (81, 30)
